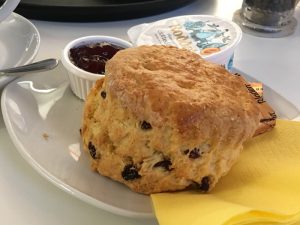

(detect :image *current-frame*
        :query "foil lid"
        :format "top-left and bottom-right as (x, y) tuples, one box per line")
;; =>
(128, 15), (242, 59)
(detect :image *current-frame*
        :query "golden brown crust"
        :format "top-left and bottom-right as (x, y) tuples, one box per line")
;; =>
(106, 45), (260, 140)
(81, 45), (262, 194)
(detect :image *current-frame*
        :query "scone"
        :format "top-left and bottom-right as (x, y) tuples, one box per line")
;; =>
(81, 45), (261, 194)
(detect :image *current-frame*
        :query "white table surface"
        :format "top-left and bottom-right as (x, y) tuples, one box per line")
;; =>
(0, 0), (299, 224)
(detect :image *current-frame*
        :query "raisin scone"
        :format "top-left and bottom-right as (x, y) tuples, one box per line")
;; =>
(81, 45), (261, 194)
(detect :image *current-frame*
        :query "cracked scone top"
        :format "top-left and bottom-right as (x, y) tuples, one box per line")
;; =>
(81, 45), (261, 194)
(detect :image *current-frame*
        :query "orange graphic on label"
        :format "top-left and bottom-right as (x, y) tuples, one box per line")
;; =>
(200, 47), (220, 56)
(250, 82), (263, 96)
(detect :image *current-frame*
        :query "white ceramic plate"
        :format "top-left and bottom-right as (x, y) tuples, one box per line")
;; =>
(0, 12), (40, 88)
(1, 65), (300, 218)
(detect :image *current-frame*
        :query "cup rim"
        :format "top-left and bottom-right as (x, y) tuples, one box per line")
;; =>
(0, 0), (20, 23)
(61, 35), (132, 80)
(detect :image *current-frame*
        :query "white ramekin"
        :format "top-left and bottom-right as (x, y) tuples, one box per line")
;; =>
(61, 35), (132, 100)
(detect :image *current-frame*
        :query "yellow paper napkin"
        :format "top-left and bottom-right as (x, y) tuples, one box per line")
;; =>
(151, 120), (300, 225)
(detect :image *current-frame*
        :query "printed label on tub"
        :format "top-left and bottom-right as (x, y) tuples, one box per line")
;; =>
(128, 15), (241, 58)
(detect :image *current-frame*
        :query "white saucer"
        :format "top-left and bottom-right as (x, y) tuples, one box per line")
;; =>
(0, 12), (40, 88)
(1, 65), (299, 218)
(1, 64), (154, 218)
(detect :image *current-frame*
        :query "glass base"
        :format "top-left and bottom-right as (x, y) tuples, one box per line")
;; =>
(233, 9), (297, 38)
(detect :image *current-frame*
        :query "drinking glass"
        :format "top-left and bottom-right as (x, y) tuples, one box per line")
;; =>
(233, 0), (299, 37)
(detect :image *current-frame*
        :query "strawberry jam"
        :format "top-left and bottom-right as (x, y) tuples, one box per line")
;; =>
(69, 42), (124, 74)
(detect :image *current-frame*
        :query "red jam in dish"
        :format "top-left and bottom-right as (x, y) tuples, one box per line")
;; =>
(69, 42), (124, 74)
